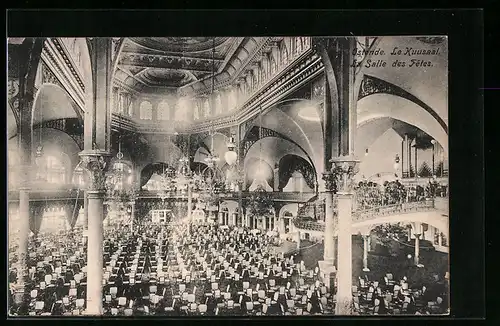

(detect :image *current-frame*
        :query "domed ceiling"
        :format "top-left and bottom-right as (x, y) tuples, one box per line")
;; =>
(115, 37), (239, 93)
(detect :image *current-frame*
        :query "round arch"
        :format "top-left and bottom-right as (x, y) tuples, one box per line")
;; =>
(279, 203), (299, 218)
(31, 83), (83, 127)
(357, 94), (448, 154)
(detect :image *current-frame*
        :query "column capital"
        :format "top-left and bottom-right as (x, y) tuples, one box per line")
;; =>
(322, 171), (336, 192)
(78, 150), (112, 192)
(330, 155), (360, 194)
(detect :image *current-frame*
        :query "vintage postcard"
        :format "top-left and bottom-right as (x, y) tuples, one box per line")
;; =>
(8, 36), (449, 316)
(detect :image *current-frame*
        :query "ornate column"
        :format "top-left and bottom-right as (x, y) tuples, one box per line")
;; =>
(83, 191), (89, 230)
(9, 38), (43, 292)
(362, 234), (370, 272)
(412, 222), (423, 266)
(273, 164), (279, 191)
(331, 156), (360, 315)
(316, 36), (358, 315)
(80, 153), (111, 315)
(79, 37), (114, 316)
(17, 165), (31, 288)
(321, 172), (336, 265)
(414, 233), (421, 265)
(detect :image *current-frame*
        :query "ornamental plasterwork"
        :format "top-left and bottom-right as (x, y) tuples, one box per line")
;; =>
(41, 39), (85, 112)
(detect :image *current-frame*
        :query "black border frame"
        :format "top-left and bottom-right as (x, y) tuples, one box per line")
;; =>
(4, 9), (486, 322)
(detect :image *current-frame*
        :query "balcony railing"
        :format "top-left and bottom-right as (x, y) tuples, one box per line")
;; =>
(352, 200), (436, 223)
(293, 199), (438, 232)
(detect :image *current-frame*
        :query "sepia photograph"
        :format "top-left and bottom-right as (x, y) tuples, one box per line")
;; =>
(7, 36), (449, 317)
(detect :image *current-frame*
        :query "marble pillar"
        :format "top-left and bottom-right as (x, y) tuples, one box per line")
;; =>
(80, 37), (113, 315)
(362, 235), (370, 272)
(17, 168), (30, 286)
(80, 152), (110, 315)
(331, 155), (360, 315)
(322, 172), (336, 265)
(414, 233), (421, 266)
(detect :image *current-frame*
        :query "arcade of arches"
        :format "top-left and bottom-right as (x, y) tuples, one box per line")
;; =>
(7, 37), (449, 317)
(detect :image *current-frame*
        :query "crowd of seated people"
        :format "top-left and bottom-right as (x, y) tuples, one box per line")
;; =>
(9, 220), (335, 316)
(352, 271), (449, 315)
(9, 213), (449, 316)
(355, 179), (447, 211)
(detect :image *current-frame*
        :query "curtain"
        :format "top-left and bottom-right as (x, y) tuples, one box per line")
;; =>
(279, 155), (316, 190)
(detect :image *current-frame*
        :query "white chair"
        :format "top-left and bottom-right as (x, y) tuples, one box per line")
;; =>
(243, 281), (250, 290)
(76, 299), (85, 308)
(35, 301), (44, 311)
(118, 297), (127, 306)
(105, 294), (112, 303)
(211, 283), (218, 290)
(69, 288), (77, 297)
(199, 304), (208, 314)
(246, 301), (254, 311)
(124, 308), (133, 316)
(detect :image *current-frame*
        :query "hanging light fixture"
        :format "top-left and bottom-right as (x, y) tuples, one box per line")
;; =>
(35, 104), (44, 169)
(106, 117), (134, 203)
(393, 154), (400, 171)
(224, 134), (238, 166)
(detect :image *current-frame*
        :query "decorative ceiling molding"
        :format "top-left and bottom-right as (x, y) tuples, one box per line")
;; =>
(41, 39), (85, 113)
(218, 37), (245, 74)
(113, 78), (141, 96)
(119, 53), (216, 72)
(180, 37), (270, 97)
(52, 38), (86, 92)
(129, 37), (230, 54)
(358, 74), (448, 134)
(184, 50), (322, 134)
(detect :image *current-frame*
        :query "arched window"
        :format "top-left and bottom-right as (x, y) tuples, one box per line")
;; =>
(280, 42), (289, 67)
(193, 102), (200, 120)
(214, 92), (222, 114)
(295, 37), (303, 55)
(157, 101), (170, 120)
(176, 96), (190, 121)
(252, 71), (258, 90)
(302, 37), (310, 50)
(36, 155), (67, 184)
(228, 88), (237, 110)
(270, 54), (278, 75)
(139, 101), (153, 120)
(203, 98), (211, 118)
(127, 101), (134, 116)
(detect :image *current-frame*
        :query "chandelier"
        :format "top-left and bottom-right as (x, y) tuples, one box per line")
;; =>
(106, 124), (135, 203)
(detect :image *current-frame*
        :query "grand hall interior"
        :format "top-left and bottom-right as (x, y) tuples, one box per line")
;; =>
(7, 36), (449, 316)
